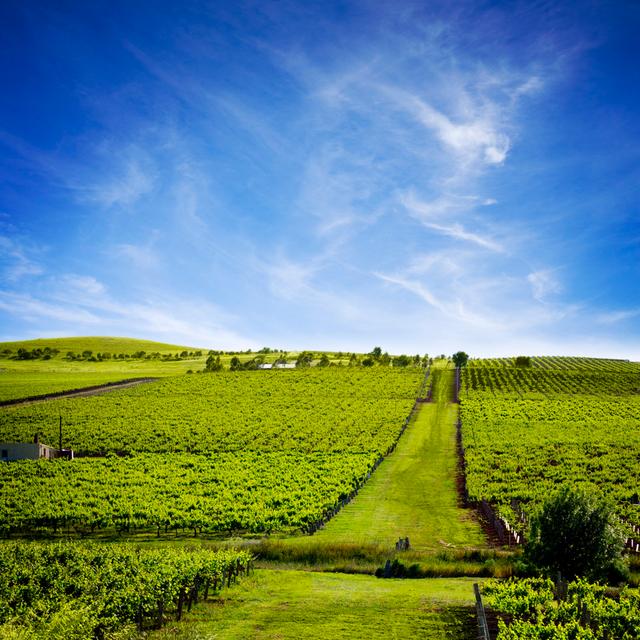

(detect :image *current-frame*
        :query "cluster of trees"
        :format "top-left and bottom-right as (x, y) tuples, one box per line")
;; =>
(202, 348), (431, 372)
(65, 350), (203, 362)
(360, 347), (429, 368)
(450, 352), (532, 369)
(205, 354), (286, 372)
(207, 347), (285, 356)
(3, 347), (61, 360)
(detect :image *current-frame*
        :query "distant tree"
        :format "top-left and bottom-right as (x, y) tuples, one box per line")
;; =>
(361, 357), (374, 367)
(379, 352), (391, 366)
(229, 356), (242, 371)
(242, 358), (260, 370)
(515, 356), (531, 368)
(205, 354), (224, 372)
(296, 351), (314, 368)
(348, 353), (359, 367)
(525, 486), (626, 581)
(317, 353), (331, 367)
(452, 351), (469, 368)
(392, 354), (412, 367)
(370, 346), (382, 360)
(413, 354), (421, 366)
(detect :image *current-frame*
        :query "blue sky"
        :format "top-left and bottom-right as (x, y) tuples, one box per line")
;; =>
(1, 0), (639, 358)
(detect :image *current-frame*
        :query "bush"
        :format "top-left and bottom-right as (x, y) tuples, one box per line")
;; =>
(525, 486), (625, 581)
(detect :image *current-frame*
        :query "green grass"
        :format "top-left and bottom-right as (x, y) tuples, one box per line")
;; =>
(146, 569), (478, 640)
(0, 337), (207, 401)
(0, 336), (202, 355)
(0, 336), (377, 402)
(309, 366), (486, 551)
(0, 359), (198, 402)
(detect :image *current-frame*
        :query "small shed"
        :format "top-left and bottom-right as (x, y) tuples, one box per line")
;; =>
(0, 434), (73, 462)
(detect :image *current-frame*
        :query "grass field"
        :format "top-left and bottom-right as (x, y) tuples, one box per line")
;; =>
(311, 366), (485, 551)
(0, 337), (206, 401)
(147, 570), (478, 640)
(0, 337), (372, 402)
(0, 336), (203, 355)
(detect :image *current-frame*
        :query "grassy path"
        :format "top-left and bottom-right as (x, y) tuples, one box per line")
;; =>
(148, 570), (477, 640)
(311, 366), (485, 551)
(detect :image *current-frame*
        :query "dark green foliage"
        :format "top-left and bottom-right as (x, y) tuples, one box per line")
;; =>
(375, 559), (422, 579)
(205, 354), (224, 372)
(515, 355), (531, 367)
(295, 351), (314, 367)
(0, 542), (251, 638)
(525, 486), (625, 580)
(14, 347), (60, 360)
(317, 354), (331, 367)
(452, 351), (469, 368)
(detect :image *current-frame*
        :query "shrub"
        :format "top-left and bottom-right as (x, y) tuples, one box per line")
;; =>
(525, 485), (625, 581)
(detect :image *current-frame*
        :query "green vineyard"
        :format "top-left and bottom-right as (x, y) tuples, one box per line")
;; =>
(460, 358), (640, 528)
(0, 368), (424, 536)
(482, 577), (640, 639)
(0, 541), (252, 638)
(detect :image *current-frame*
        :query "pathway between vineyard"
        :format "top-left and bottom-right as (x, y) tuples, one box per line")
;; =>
(312, 366), (486, 550)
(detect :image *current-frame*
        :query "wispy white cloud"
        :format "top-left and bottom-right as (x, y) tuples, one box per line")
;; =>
(400, 192), (504, 252)
(113, 234), (160, 271)
(375, 272), (444, 311)
(79, 156), (156, 208)
(595, 308), (640, 325)
(0, 291), (102, 325)
(527, 269), (562, 302)
(262, 256), (319, 300)
(1, 270), (255, 350)
(375, 83), (511, 166)
(0, 235), (44, 282)
(59, 275), (106, 297)
(0, 130), (157, 211)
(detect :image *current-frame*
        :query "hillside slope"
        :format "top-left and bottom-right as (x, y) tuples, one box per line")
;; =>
(0, 336), (203, 355)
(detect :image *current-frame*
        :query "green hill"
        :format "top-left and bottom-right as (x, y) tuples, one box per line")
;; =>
(0, 336), (203, 356)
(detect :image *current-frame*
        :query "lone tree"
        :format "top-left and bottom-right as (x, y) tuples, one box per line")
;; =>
(205, 354), (223, 372)
(452, 351), (469, 368)
(515, 355), (531, 367)
(525, 485), (625, 581)
(370, 346), (382, 360)
(295, 351), (314, 368)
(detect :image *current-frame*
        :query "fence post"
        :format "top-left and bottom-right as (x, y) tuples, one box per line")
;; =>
(474, 583), (491, 640)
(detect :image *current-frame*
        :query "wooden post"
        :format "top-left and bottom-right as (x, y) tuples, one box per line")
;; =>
(474, 583), (491, 640)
